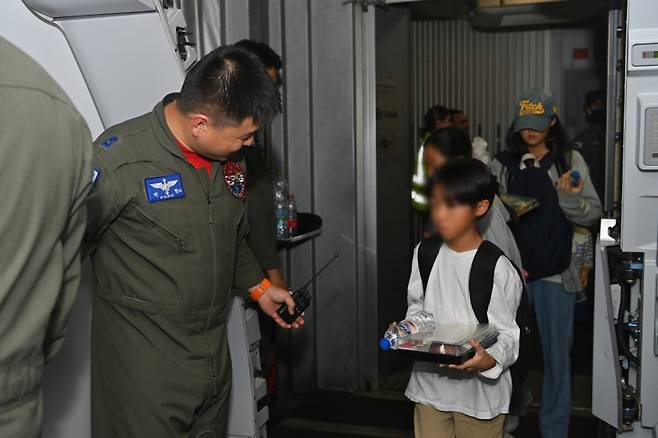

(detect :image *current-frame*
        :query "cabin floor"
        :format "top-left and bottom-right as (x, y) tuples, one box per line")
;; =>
(269, 301), (615, 438)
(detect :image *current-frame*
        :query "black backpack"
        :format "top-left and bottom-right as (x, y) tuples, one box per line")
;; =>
(496, 150), (573, 282)
(417, 236), (530, 411)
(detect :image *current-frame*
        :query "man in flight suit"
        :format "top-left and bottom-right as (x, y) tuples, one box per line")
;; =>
(86, 45), (303, 438)
(235, 39), (287, 290)
(0, 37), (92, 438)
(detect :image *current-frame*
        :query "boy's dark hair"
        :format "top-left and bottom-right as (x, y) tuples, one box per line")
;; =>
(178, 45), (281, 127)
(235, 39), (283, 70)
(430, 158), (497, 212)
(506, 116), (572, 171)
(421, 105), (451, 136)
(425, 127), (473, 160)
(585, 89), (604, 109)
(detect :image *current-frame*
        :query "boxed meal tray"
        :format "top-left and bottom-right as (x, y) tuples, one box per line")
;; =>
(394, 323), (499, 365)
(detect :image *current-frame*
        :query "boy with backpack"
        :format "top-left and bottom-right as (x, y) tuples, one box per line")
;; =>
(405, 158), (524, 438)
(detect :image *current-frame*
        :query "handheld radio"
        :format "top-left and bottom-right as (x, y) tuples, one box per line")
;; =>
(276, 253), (340, 324)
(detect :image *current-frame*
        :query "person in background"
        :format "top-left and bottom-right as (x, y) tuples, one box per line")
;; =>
(491, 89), (601, 438)
(86, 45), (302, 437)
(573, 225), (594, 303)
(423, 128), (522, 269)
(450, 108), (491, 164)
(236, 39), (282, 86)
(406, 158), (522, 438)
(235, 39), (287, 394)
(0, 37), (92, 438)
(573, 89), (606, 201)
(412, 105), (452, 213)
(235, 39), (287, 290)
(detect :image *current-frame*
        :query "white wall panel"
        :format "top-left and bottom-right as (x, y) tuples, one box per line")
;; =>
(412, 19), (552, 154)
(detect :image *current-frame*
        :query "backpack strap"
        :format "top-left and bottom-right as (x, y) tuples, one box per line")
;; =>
(418, 234), (442, 293)
(468, 240), (505, 324)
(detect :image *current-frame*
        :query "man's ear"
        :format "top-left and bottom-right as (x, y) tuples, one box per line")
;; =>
(190, 114), (210, 138)
(474, 200), (490, 218)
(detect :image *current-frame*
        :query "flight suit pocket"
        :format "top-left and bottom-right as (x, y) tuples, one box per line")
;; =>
(133, 204), (194, 253)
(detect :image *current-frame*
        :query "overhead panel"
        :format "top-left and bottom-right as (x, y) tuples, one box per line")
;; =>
(23, 0), (155, 17)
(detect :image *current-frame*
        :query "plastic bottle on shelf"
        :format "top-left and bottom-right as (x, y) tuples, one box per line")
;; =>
(286, 194), (298, 237)
(273, 177), (288, 203)
(275, 199), (289, 240)
(379, 311), (435, 351)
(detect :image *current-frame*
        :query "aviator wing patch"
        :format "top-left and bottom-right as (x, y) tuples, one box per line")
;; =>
(144, 173), (185, 203)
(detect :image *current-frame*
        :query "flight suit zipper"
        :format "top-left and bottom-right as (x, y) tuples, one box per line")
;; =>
(205, 166), (219, 397)
(181, 160), (219, 396)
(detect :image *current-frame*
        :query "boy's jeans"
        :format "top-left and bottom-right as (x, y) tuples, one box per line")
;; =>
(527, 279), (576, 438)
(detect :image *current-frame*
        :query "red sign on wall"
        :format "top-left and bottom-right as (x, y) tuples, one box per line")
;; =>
(573, 48), (589, 60)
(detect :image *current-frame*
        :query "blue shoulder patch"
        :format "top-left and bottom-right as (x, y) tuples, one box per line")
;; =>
(100, 135), (119, 149)
(144, 173), (185, 203)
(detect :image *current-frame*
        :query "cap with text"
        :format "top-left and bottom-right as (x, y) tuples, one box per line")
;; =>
(513, 88), (557, 132)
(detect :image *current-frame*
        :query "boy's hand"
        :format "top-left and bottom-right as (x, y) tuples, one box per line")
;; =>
(447, 340), (496, 373)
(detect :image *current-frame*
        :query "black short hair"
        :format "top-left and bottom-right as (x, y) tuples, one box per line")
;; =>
(449, 108), (464, 117)
(178, 45), (281, 127)
(430, 158), (497, 211)
(425, 127), (472, 160)
(585, 89), (605, 109)
(235, 39), (283, 70)
(421, 105), (451, 136)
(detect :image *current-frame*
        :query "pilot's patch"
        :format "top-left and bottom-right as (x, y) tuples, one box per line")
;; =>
(223, 161), (246, 199)
(100, 135), (119, 149)
(144, 173), (185, 203)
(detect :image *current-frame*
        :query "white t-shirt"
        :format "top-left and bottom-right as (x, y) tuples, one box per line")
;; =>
(405, 242), (522, 420)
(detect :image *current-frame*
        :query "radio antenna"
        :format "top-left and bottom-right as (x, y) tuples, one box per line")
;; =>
(299, 253), (340, 291)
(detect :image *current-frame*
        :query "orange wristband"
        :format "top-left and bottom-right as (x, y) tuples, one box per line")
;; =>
(249, 278), (271, 301)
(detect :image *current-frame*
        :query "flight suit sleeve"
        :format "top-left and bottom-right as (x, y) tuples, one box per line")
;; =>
(43, 119), (93, 361)
(84, 151), (123, 256)
(234, 232), (265, 290)
(245, 149), (281, 270)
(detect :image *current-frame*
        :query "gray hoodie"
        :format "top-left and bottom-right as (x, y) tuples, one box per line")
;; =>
(489, 149), (602, 291)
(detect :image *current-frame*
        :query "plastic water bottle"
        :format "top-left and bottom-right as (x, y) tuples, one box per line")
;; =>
(379, 311), (435, 351)
(273, 177), (288, 203)
(286, 194), (298, 237)
(570, 170), (581, 186)
(275, 200), (288, 240)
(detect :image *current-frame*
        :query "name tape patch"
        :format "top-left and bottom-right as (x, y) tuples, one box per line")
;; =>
(100, 135), (119, 149)
(144, 173), (185, 203)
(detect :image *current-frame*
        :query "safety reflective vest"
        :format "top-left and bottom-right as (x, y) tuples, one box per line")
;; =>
(411, 133), (431, 212)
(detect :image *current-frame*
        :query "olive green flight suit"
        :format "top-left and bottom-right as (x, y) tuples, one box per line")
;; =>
(0, 37), (92, 437)
(244, 146), (280, 271)
(86, 94), (263, 438)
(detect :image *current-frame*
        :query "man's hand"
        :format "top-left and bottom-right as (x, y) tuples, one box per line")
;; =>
(256, 284), (304, 329)
(556, 170), (584, 194)
(447, 340), (496, 373)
